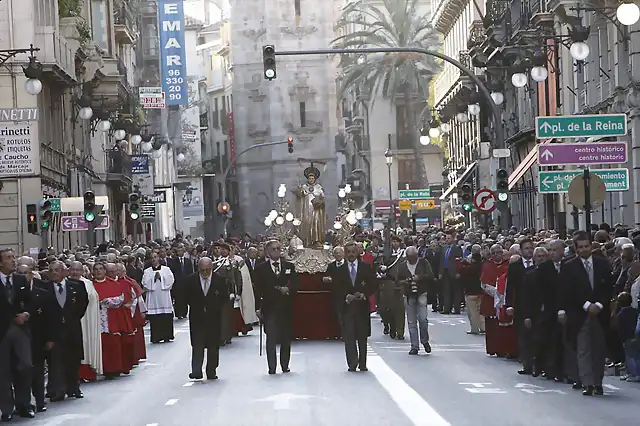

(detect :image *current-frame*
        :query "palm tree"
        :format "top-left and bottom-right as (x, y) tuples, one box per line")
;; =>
(333, 0), (442, 186)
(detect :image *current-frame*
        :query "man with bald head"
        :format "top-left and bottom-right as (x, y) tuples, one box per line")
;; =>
(184, 257), (228, 380)
(45, 260), (88, 402)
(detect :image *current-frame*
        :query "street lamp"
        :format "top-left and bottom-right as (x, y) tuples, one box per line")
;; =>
(467, 91), (480, 116)
(428, 117), (441, 138)
(177, 153), (186, 162)
(617, 1), (640, 25)
(529, 50), (548, 82)
(384, 147), (394, 230)
(511, 59), (528, 88)
(569, 25), (590, 61)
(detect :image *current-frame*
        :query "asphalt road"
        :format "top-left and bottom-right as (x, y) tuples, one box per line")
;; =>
(17, 313), (640, 426)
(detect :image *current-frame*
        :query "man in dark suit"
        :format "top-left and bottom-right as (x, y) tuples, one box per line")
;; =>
(505, 237), (536, 375)
(425, 239), (441, 312)
(45, 261), (89, 402)
(185, 257), (228, 380)
(335, 242), (375, 372)
(15, 264), (53, 413)
(254, 240), (299, 374)
(323, 246), (346, 336)
(438, 231), (463, 314)
(0, 249), (34, 421)
(169, 245), (193, 319)
(245, 247), (259, 282)
(558, 231), (614, 396)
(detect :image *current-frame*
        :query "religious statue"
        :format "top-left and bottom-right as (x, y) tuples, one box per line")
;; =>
(294, 163), (326, 248)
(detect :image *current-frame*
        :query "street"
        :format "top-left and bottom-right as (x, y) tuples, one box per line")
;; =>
(20, 314), (640, 426)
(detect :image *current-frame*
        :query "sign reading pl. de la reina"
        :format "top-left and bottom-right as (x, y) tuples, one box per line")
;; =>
(0, 108), (39, 177)
(535, 114), (627, 139)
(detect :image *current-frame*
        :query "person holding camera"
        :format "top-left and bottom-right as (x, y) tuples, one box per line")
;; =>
(395, 246), (434, 355)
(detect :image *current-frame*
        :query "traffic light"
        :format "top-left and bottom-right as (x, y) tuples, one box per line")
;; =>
(263, 45), (277, 80)
(26, 204), (38, 234)
(460, 183), (473, 212)
(39, 199), (52, 230)
(128, 193), (140, 220)
(83, 190), (96, 222)
(287, 137), (293, 153)
(496, 169), (509, 202)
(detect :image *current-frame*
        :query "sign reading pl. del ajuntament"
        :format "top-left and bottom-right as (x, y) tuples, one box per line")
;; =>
(0, 108), (39, 177)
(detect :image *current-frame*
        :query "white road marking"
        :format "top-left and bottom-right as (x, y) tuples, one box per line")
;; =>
(603, 384), (619, 390)
(41, 414), (91, 425)
(368, 345), (450, 426)
(183, 382), (195, 387)
(146, 424), (159, 426)
(165, 399), (179, 406)
(254, 393), (321, 410)
(460, 382), (507, 394)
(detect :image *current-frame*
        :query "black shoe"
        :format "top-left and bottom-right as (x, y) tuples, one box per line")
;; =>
(409, 348), (419, 355)
(396, 335), (405, 340)
(572, 381), (583, 390)
(532, 371), (540, 378)
(383, 325), (390, 335)
(594, 385), (604, 395)
(390, 331), (397, 339)
(424, 342), (432, 354)
(36, 405), (46, 413)
(17, 408), (35, 419)
(1, 413), (12, 422)
(282, 368), (290, 373)
(206, 371), (218, 380)
(49, 394), (65, 402)
(348, 367), (357, 372)
(583, 385), (594, 396)
(518, 369), (532, 375)
(358, 366), (368, 371)
(189, 373), (203, 380)
(69, 389), (84, 398)
(268, 370), (276, 375)
(554, 376), (564, 382)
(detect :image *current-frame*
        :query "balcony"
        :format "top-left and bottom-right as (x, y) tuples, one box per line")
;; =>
(115, 3), (138, 45)
(34, 28), (77, 84)
(93, 58), (131, 107)
(140, 0), (158, 16)
(105, 149), (132, 185)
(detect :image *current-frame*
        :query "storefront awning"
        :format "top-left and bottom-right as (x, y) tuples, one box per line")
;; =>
(507, 139), (552, 190)
(439, 161), (478, 200)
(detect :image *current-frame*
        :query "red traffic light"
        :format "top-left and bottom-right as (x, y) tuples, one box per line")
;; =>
(217, 202), (230, 213)
(27, 214), (36, 224)
(287, 137), (293, 143)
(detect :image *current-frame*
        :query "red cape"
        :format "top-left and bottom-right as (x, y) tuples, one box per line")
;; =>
(94, 277), (135, 333)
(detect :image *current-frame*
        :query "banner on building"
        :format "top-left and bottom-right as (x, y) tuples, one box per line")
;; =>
(158, 0), (188, 105)
(0, 109), (39, 177)
(139, 87), (165, 109)
(227, 112), (236, 174)
(181, 129), (196, 141)
(131, 154), (150, 174)
(143, 190), (167, 203)
(131, 154), (154, 196)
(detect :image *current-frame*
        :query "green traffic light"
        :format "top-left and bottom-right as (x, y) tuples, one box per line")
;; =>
(85, 212), (96, 222)
(130, 212), (140, 220)
(463, 203), (473, 212)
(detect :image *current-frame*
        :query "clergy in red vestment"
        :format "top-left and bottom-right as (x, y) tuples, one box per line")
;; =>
(92, 262), (135, 379)
(107, 263), (137, 371)
(480, 244), (516, 357)
(117, 263), (147, 363)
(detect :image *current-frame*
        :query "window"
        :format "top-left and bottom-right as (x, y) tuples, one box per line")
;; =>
(294, 0), (301, 18)
(197, 36), (205, 45)
(212, 98), (220, 128)
(395, 104), (412, 149)
(299, 102), (306, 127)
(91, 0), (109, 52)
(397, 159), (416, 184)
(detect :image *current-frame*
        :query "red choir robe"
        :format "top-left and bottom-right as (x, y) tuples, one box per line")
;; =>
(94, 277), (136, 375)
(479, 259), (517, 357)
(125, 275), (147, 362)
(117, 276), (139, 370)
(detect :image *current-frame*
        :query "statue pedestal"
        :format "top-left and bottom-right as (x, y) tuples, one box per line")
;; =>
(287, 248), (340, 340)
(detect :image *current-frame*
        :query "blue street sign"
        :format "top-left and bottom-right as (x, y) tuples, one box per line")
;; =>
(158, 0), (188, 105)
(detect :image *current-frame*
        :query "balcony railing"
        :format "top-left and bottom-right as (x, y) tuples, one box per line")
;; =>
(114, 2), (138, 44)
(106, 149), (132, 178)
(34, 28), (77, 82)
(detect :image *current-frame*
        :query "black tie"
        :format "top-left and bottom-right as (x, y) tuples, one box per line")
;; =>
(273, 262), (280, 275)
(4, 276), (12, 301)
(57, 283), (63, 294)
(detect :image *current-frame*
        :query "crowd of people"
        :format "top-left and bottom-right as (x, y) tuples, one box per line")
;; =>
(3, 223), (640, 421)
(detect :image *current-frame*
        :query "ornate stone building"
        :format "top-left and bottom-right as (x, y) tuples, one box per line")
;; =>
(229, 0), (341, 235)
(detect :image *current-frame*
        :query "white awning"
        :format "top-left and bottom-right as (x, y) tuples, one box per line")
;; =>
(439, 161), (478, 200)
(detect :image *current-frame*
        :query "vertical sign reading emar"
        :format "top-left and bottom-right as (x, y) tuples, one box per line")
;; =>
(158, 0), (188, 105)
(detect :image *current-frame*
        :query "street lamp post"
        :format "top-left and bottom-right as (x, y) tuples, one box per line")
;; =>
(0, 45), (43, 95)
(411, 201), (418, 234)
(385, 142), (394, 258)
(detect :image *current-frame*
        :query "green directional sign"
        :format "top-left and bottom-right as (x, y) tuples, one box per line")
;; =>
(535, 114), (627, 139)
(399, 189), (430, 199)
(538, 168), (629, 193)
(48, 198), (61, 212)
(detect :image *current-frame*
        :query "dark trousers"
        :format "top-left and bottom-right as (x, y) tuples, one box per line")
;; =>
(0, 324), (32, 414)
(442, 274), (462, 314)
(389, 291), (405, 337)
(190, 329), (220, 377)
(47, 333), (81, 397)
(343, 305), (368, 369)
(31, 348), (47, 407)
(428, 279), (441, 311)
(172, 283), (188, 318)
(220, 301), (233, 344)
(577, 317), (606, 386)
(516, 319), (536, 371)
(536, 319), (563, 377)
(562, 324), (579, 382)
(333, 297), (345, 338)
(264, 312), (291, 372)
(149, 313), (174, 343)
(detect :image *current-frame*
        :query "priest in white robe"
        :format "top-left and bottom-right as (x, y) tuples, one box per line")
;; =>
(234, 254), (259, 327)
(142, 251), (175, 343)
(69, 261), (102, 381)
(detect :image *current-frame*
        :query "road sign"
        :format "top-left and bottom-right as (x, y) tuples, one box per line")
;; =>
(538, 142), (627, 166)
(140, 203), (155, 219)
(399, 189), (430, 199)
(538, 168), (629, 193)
(492, 148), (511, 158)
(398, 199), (435, 211)
(535, 114), (627, 139)
(568, 173), (606, 210)
(139, 87), (165, 109)
(473, 189), (497, 213)
(47, 198), (61, 212)
(55, 196), (110, 213)
(61, 215), (109, 231)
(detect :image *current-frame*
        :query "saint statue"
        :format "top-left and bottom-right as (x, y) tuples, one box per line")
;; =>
(294, 164), (326, 248)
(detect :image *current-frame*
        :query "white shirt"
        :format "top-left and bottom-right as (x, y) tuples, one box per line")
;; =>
(335, 260), (344, 268)
(270, 259), (281, 275)
(348, 261), (358, 275)
(407, 261), (418, 276)
(55, 278), (67, 307)
(522, 258), (533, 269)
(200, 275), (211, 295)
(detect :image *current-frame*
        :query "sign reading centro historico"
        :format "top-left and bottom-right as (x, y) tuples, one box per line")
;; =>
(158, 0), (188, 105)
(535, 114), (627, 139)
(0, 108), (39, 177)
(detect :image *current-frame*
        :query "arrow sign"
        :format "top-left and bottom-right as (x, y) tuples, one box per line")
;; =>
(535, 114), (627, 139)
(473, 188), (497, 213)
(254, 393), (322, 410)
(539, 168), (629, 193)
(538, 142), (627, 166)
(61, 215), (109, 231)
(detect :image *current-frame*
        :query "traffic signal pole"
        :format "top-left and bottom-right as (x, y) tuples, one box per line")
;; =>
(220, 139), (291, 238)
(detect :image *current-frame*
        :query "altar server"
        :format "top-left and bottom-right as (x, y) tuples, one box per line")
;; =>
(142, 252), (175, 343)
(232, 245), (258, 334)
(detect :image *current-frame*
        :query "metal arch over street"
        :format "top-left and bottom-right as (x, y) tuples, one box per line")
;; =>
(273, 47), (506, 168)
